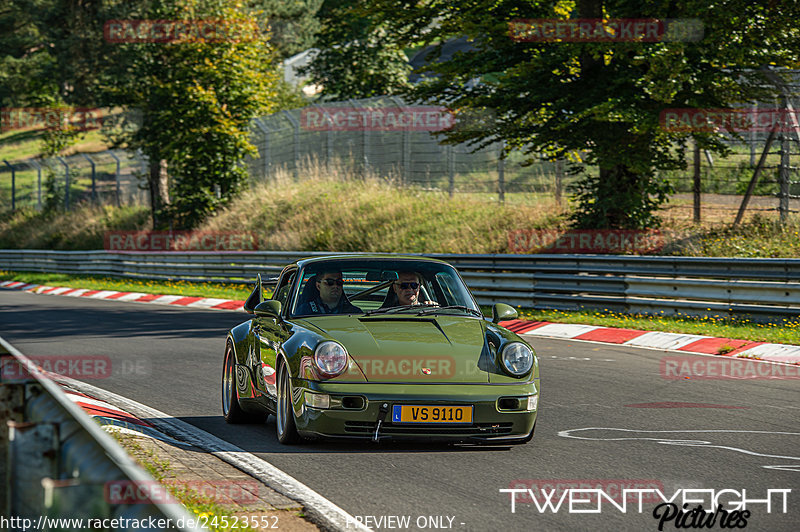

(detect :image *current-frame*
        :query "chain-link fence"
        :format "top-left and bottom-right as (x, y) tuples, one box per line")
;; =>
(247, 96), (580, 206)
(247, 93), (799, 221)
(0, 150), (148, 212)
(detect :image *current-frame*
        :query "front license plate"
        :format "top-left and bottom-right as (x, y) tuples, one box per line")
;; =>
(392, 405), (473, 424)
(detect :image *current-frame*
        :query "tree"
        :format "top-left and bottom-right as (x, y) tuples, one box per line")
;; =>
(257, 0), (323, 59)
(301, 0), (411, 100)
(365, 0), (800, 228)
(0, 0), (108, 108)
(102, 0), (282, 228)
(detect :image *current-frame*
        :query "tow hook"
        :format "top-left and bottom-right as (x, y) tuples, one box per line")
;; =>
(373, 402), (390, 442)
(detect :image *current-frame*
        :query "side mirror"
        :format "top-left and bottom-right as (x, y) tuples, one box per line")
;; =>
(254, 300), (281, 319)
(243, 273), (263, 314)
(492, 303), (518, 324)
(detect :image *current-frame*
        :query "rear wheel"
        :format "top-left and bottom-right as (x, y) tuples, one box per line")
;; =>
(276, 361), (300, 444)
(222, 342), (265, 424)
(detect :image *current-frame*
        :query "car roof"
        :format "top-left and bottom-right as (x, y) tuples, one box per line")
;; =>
(292, 254), (451, 269)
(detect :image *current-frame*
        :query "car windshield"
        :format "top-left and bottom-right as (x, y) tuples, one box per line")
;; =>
(289, 259), (480, 317)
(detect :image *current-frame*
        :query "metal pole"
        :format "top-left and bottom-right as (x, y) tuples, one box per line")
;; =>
(734, 127), (777, 227)
(779, 102), (790, 224)
(2, 160), (14, 211)
(390, 96), (410, 185)
(254, 119), (271, 179)
(348, 98), (368, 176)
(447, 145), (454, 197)
(749, 103), (757, 167)
(693, 140), (701, 223)
(311, 103), (334, 171)
(282, 110), (300, 179)
(57, 157), (69, 210)
(81, 153), (96, 204)
(106, 150), (121, 207)
(498, 141), (505, 204)
(555, 158), (563, 207)
(30, 160), (42, 210)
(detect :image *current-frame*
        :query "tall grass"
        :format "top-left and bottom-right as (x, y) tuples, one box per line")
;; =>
(203, 160), (566, 254)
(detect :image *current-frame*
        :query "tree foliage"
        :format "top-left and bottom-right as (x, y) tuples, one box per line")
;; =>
(301, 0), (411, 100)
(101, 0), (281, 228)
(256, 0), (323, 59)
(365, 0), (800, 228)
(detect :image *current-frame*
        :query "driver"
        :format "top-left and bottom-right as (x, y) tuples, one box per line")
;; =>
(297, 271), (362, 315)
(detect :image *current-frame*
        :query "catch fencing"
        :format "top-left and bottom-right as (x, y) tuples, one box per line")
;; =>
(1, 150), (149, 212)
(1, 250), (798, 320)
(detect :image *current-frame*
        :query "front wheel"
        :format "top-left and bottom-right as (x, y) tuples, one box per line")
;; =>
(276, 361), (300, 444)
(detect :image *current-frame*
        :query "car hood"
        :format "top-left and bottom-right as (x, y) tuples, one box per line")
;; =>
(296, 315), (494, 383)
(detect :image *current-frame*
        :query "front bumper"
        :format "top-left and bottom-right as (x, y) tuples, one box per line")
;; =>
(291, 379), (538, 443)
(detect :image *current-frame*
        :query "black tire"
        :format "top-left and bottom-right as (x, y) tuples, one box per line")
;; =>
(222, 342), (265, 424)
(276, 360), (300, 444)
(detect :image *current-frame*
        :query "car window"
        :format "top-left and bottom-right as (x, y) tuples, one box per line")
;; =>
(273, 269), (297, 309)
(288, 260), (479, 317)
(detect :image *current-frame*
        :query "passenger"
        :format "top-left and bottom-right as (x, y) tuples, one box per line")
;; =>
(391, 272), (437, 306)
(296, 271), (362, 315)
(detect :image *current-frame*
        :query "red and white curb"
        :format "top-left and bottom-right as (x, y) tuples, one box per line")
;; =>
(5, 279), (797, 364)
(0, 280), (245, 311)
(500, 320), (800, 365)
(60, 386), (188, 446)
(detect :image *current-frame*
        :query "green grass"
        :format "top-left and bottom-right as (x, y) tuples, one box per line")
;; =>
(517, 308), (800, 345)
(0, 271), (254, 301)
(109, 431), (260, 532)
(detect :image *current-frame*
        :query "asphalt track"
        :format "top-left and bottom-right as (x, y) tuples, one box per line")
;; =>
(2, 289), (799, 531)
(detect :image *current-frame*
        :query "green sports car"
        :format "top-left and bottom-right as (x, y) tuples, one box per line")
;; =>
(222, 255), (539, 444)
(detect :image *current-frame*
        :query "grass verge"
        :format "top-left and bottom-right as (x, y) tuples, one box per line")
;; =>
(108, 430), (315, 532)
(3, 269), (796, 345)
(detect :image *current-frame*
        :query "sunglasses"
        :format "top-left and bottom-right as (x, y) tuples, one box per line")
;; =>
(319, 278), (344, 286)
(396, 282), (420, 290)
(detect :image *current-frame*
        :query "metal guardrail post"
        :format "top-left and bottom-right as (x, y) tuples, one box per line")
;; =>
(81, 153), (97, 204)
(106, 150), (121, 207)
(56, 157), (70, 210)
(3, 160), (15, 211)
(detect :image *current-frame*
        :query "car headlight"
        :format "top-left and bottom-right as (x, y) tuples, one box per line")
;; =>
(500, 342), (534, 377)
(314, 341), (348, 377)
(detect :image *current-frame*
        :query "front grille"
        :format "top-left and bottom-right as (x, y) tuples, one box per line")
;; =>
(344, 421), (514, 435)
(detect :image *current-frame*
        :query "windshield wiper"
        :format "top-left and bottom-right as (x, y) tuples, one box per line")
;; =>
(364, 303), (439, 316)
(416, 305), (483, 317)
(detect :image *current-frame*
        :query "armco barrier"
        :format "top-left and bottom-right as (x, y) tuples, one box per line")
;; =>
(0, 335), (201, 531)
(1, 250), (799, 319)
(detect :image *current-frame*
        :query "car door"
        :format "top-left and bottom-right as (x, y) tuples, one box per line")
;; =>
(251, 267), (297, 400)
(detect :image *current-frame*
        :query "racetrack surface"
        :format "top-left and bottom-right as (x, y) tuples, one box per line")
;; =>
(2, 290), (798, 531)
